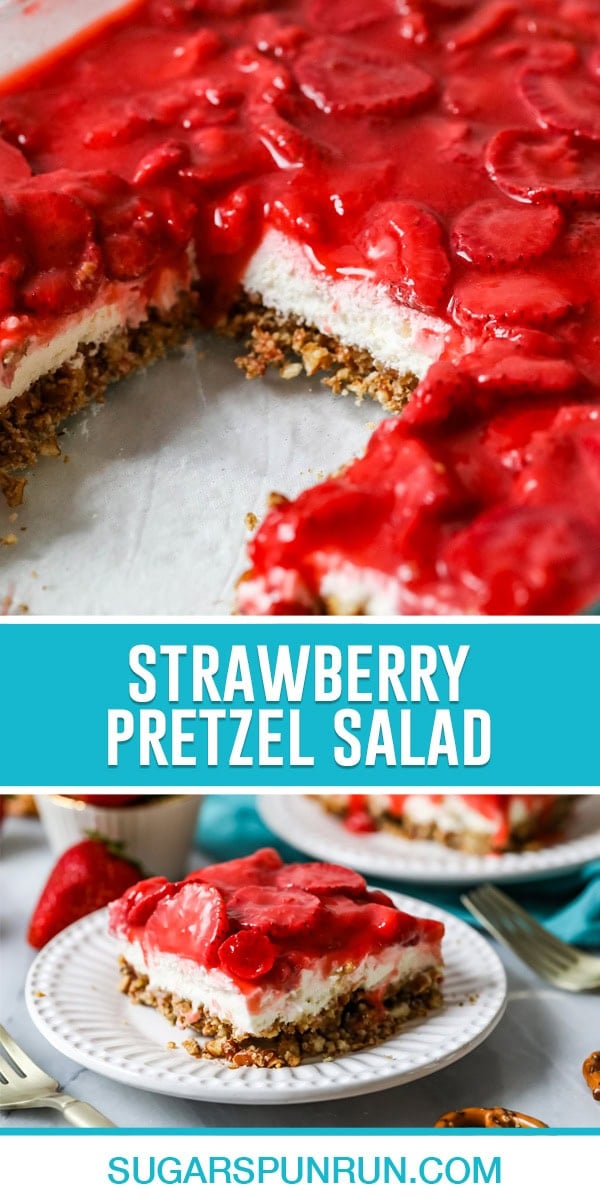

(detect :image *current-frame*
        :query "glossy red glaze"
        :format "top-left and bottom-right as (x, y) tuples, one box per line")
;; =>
(108, 848), (444, 992)
(2, 1), (600, 611)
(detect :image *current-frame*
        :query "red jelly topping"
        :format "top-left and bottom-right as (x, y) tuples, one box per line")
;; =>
(108, 848), (444, 991)
(2, 2), (600, 611)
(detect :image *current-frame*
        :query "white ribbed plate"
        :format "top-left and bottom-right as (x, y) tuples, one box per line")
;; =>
(258, 795), (600, 886)
(25, 894), (506, 1105)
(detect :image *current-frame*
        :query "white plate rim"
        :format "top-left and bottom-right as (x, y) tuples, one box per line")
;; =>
(257, 795), (600, 886)
(25, 894), (507, 1107)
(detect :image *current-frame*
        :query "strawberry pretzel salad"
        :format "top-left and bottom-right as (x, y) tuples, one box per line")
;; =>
(318, 794), (572, 853)
(1, 1), (600, 611)
(108, 848), (445, 1068)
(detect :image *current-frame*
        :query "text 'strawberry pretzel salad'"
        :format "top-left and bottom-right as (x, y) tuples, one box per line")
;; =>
(2, 0), (600, 610)
(316, 795), (572, 853)
(109, 848), (445, 1068)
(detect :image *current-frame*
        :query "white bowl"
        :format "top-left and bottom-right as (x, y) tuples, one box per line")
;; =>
(34, 793), (202, 880)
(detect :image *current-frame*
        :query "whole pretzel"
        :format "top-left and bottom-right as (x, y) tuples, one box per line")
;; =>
(583, 1052), (600, 1101)
(435, 1106), (548, 1129)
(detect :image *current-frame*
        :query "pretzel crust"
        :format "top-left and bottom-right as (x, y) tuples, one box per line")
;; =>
(583, 1052), (600, 1101)
(435, 1107), (548, 1129)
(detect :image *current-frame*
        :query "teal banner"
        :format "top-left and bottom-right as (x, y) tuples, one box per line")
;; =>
(1, 619), (598, 789)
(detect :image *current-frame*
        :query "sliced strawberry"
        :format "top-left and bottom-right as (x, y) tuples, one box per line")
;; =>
(402, 360), (475, 427)
(56, 170), (130, 214)
(496, 38), (578, 71)
(444, 505), (600, 614)
(144, 881), (228, 967)
(208, 186), (259, 256)
(121, 877), (177, 926)
(83, 107), (154, 149)
(307, 0), (396, 33)
(188, 848), (283, 894)
(445, 1), (516, 51)
(228, 885), (321, 937)
(365, 889), (396, 907)
(357, 201), (450, 312)
(100, 195), (163, 280)
(413, 916), (445, 946)
(0, 136), (32, 186)
(250, 15), (308, 56)
(344, 810), (377, 834)
(218, 929), (276, 980)
(453, 271), (574, 329)
(133, 140), (191, 187)
(276, 862), (367, 897)
(520, 67), (600, 142)
(295, 39), (435, 117)
(154, 188), (197, 248)
(11, 191), (94, 272)
(462, 341), (581, 394)
(363, 902), (417, 947)
(257, 112), (330, 171)
(153, 27), (223, 75)
(485, 128), (600, 205)
(21, 245), (103, 316)
(452, 199), (562, 266)
(182, 126), (267, 187)
(319, 893), (368, 937)
(513, 422), (600, 524)
(103, 231), (157, 280)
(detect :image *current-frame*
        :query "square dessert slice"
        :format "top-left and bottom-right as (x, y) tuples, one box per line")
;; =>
(318, 795), (572, 854)
(108, 847), (444, 1068)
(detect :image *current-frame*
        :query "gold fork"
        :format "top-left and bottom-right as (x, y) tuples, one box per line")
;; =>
(0, 1024), (115, 1126)
(462, 885), (600, 992)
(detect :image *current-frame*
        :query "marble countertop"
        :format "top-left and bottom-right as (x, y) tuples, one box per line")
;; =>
(1, 816), (598, 1131)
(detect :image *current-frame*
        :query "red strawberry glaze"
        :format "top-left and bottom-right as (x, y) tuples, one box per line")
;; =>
(2, 2), (600, 610)
(108, 848), (444, 1000)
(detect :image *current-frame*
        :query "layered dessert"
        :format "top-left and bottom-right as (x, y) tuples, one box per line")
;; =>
(108, 847), (444, 1067)
(1, 1), (600, 611)
(317, 794), (572, 853)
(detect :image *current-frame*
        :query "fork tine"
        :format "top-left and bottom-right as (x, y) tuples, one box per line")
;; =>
(0, 1056), (23, 1086)
(0, 1025), (54, 1086)
(460, 893), (567, 979)
(462, 887), (589, 986)
(474, 887), (580, 968)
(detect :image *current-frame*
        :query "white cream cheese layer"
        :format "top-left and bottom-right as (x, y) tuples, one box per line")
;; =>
(383, 795), (548, 835)
(1, 226), (448, 409)
(399, 796), (498, 836)
(115, 936), (440, 1039)
(242, 228), (449, 377)
(0, 263), (192, 407)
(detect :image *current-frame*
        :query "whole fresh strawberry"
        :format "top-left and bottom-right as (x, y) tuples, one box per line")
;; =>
(27, 834), (143, 950)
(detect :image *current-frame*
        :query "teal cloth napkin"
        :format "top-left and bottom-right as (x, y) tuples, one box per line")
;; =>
(197, 795), (600, 949)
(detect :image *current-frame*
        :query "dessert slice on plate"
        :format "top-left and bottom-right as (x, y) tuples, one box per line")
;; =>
(318, 795), (572, 854)
(108, 847), (444, 1068)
